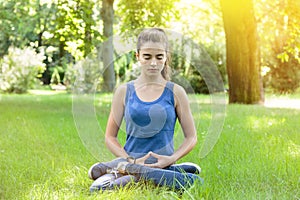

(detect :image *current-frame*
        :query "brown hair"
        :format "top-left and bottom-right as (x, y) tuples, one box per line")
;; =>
(137, 28), (172, 81)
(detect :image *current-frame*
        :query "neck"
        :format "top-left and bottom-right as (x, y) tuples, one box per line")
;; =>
(136, 74), (166, 85)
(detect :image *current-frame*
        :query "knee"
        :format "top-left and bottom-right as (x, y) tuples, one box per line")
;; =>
(88, 163), (107, 180)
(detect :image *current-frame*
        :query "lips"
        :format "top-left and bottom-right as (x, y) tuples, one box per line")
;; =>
(147, 68), (159, 72)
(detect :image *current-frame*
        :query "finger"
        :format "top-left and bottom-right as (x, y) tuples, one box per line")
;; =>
(146, 151), (152, 156)
(143, 152), (152, 160)
(149, 152), (161, 158)
(137, 153), (152, 162)
(144, 163), (160, 168)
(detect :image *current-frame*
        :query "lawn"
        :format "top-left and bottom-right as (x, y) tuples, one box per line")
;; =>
(0, 92), (299, 199)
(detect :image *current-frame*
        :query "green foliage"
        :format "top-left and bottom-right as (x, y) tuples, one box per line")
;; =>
(170, 0), (226, 93)
(264, 56), (300, 94)
(52, 0), (101, 59)
(256, 0), (300, 93)
(0, 0), (37, 55)
(169, 35), (226, 94)
(0, 0), (102, 85)
(2, 0), (299, 94)
(114, 50), (137, 85)
(116, 0), (180, 38)
(38, 0), (102, 84)
(64, 56), (102, 93)
(0, 46), (46, 93)
(50, 66), (65, 85)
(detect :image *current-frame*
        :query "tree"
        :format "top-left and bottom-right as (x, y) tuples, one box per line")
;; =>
(167, 0), (227, 94)
(220, 0), (264, 104)
(116, 0), (179, 38)
(255, 0), (300, 93)
(0, 0), (36, 56)
(101, 0), (115, 92)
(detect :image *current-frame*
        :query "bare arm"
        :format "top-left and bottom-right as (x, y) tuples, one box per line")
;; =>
(170, 84), (198, 161)
(145, 84), (197, 168)
(105, 84), (129, 158)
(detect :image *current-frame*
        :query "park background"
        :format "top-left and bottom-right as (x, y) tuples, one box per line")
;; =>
(0, 0), (299, 199)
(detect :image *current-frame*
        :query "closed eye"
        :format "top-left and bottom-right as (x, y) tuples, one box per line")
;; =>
(142, 54), (164, 60)
(156, 54), (164, 60)
(143, 54), (151, 60)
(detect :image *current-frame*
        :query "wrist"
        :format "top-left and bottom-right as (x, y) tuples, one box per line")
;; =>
(170, 154), (178, 164)
(126, 156), (136, 164)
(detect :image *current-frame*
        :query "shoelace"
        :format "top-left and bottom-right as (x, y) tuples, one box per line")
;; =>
(109, 168), (119, 178)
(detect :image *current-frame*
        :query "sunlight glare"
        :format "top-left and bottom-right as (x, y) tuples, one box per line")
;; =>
(265, 99), (300, 109)
(287, 140), (300, 158)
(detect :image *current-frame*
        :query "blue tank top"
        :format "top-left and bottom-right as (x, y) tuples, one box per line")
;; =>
(124, 81), (177, 164)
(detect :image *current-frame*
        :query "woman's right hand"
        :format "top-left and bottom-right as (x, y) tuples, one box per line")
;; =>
(133, 153), (152, 165)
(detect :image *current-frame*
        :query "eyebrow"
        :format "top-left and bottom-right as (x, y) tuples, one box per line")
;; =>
(142, 54), (164, 57)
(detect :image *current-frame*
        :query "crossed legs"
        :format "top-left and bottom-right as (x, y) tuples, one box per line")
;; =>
(88, 158), (203, 190)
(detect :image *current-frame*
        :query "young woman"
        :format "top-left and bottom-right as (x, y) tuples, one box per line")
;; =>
(89, 28), (203, 191)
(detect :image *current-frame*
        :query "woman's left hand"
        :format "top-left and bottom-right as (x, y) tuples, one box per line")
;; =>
(144, 152), (175, 169)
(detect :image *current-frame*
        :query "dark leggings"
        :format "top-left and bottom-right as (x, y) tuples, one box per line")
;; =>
(91, 158), (203, 190)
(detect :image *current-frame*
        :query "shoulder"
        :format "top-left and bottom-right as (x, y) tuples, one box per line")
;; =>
(172, 82), (187, 96)
(112, 83), (128, 104)
(114, 82), (127, 95)
(171, 82), (189, 106)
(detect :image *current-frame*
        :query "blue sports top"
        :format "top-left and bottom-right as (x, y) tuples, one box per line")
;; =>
(124, 81), (177, 164)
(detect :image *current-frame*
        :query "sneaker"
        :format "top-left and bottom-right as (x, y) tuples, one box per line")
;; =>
(171, 162), (201, 174)
(89, 168), (124, 191)
(88, 162), (110, 180)
(89, 173), (121, 192)
(88, 158), (127, 180)
(110, 175), (137, 188)
(90, 174), (137, 192)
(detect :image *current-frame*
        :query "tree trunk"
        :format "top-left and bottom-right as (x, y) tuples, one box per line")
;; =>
(220, 0), (264, 104)
(101, 0), (115, 92)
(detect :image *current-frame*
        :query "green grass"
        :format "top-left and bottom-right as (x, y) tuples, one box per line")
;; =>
(0, 92), (299, 199)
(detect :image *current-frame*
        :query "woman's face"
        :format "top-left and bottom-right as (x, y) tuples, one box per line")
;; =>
(136, 42), (167, 77)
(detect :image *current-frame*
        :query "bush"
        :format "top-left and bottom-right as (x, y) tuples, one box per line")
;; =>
(264, 56), (300, 94)
(170, 39), (226, 94)
(63, 56), (102, 94)
(0, 47), (46, 93)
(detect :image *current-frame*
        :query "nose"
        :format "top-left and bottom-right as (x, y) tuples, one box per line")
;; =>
(150, 59), (157, 66)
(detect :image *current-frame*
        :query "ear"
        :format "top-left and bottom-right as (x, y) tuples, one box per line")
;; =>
(135, 52), (139, 60)
(164, 53), (168, 65)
